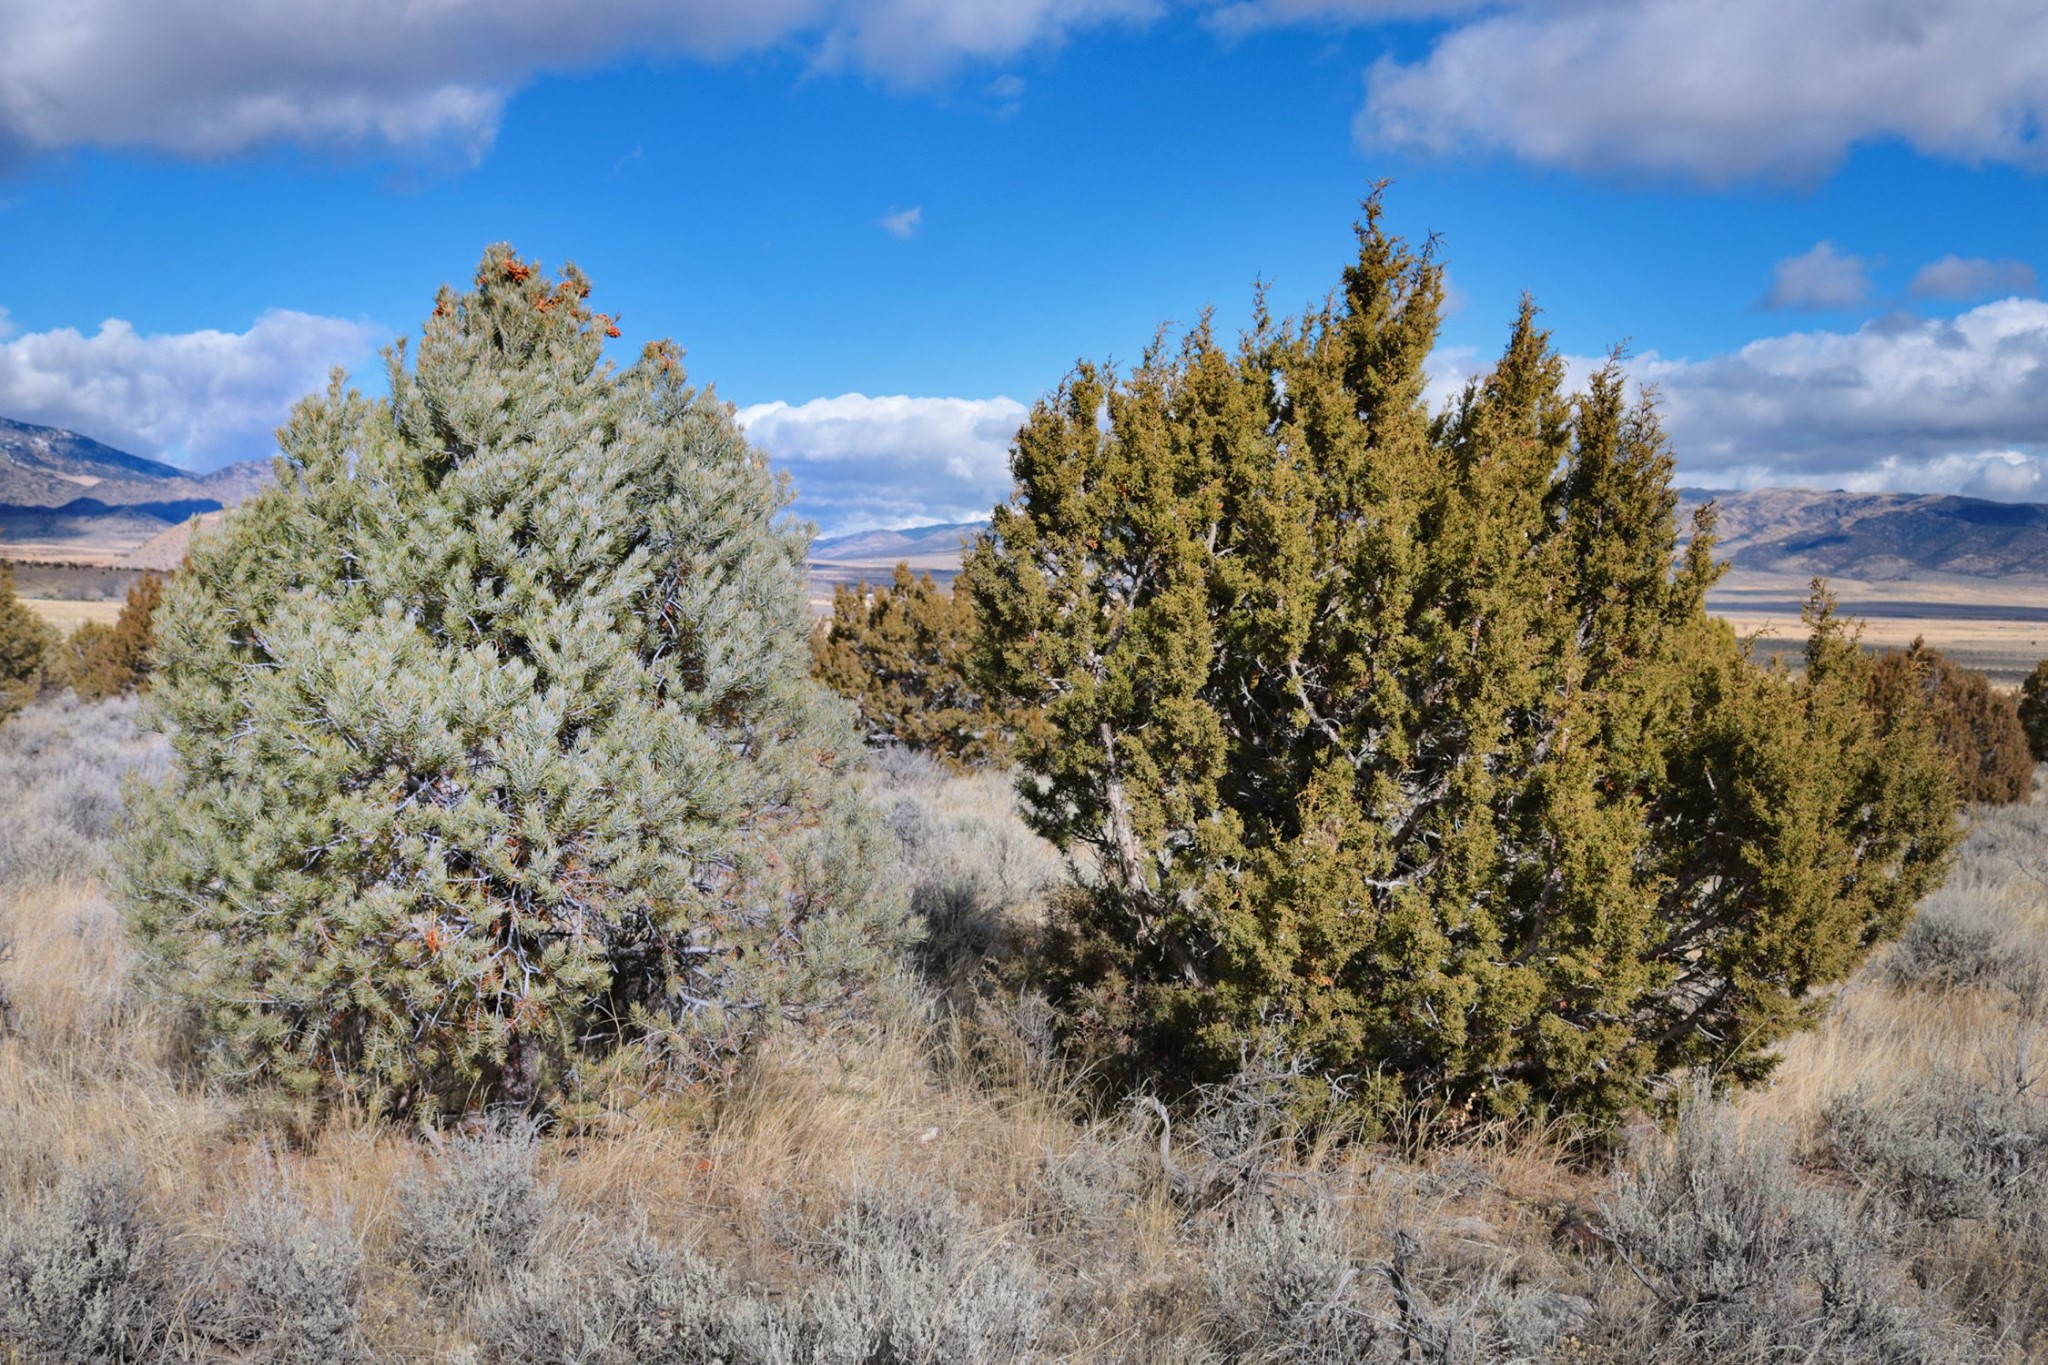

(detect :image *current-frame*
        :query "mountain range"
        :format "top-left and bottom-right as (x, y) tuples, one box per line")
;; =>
(1674, 488), (2048, 581)
(7, 412), (2048, 587)
(0, 416), (269, 563)
(816, 491), (2048, 584)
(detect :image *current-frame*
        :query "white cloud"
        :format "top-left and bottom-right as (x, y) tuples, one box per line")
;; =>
(879, 206), (924, 239)
(1359, 0), (2048, 183)
(1202, 0), (1487, 36)
(1762, 242), (1873, 312)
(0, 309), (381, 469)
(0, 0), (1150, 159)
(738, 392), (1027, 532)
(1635, 298), (2048, 492)
(1910, 253), (2039, 300)
(814, 0), (1157, 81)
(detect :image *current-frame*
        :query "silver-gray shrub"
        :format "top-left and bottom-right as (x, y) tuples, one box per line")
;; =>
(1202, 1194), (1586, 1365)
(118, 248), (909, 1119)
(187, 1181), (369, 1364)
(398, 1127), (553, 1301)
(0, 1161), (177, 1364)
(806, 1175), (1050, 1364)
(470, 1222), (801, 1365)
(1202, 1195), (1386, 1363)
(1599, 1098), (1980, 1362)
(869, 747), (1061, 995)
(0, 693), (161, 892)
(1827, 1070), (2048, 1232)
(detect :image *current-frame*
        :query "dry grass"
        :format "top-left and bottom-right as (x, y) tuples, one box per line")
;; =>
(4, 704), (2047, 1361)
(1746, 780), (2048, 1131)
(16, 599), (122, 634)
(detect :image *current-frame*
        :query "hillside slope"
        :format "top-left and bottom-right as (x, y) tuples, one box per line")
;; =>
(1676, 487), (2048, 581)
(0, 416), (270, 562)
(815, 491), (2048, 585)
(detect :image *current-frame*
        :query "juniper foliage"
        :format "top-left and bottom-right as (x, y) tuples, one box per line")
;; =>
(1871, 640), (2031, 805)
(2017, 659), (2048, 762)
(121, 248), (907, 1118)
(812, 563), (1014, 769)
(56, 573), (162, 702)
(961, 196), (1957, 1124)
(0, 561), (57, 722)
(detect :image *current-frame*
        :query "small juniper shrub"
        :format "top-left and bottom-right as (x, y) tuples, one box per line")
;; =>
(966, 192), (1959, 1125)
(397, 1126), (552, 1302)
(2021, 658), (2048, 762)
(1872, 638), (2035, 804)
(0, 560), (57, 723)
(54, 573), (163, 702)
(813, 563), (1022, 771)
(0, 1161), (178, 1364)
(1595, 1094), (1980, 1362)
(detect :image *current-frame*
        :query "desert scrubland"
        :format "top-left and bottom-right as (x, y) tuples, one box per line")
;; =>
(3, 693), (2047, 1363)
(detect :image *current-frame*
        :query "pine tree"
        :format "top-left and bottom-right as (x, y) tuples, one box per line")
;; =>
(57, 573), (163, 701)
(960, 196), (1957, 1125)
(2019, 659), (2048, 762)
(0, 562), (57, 722)
(1871, 639), (2032, 804)
(811, 564), (1015, 769)
(121, 248), (908, 1118)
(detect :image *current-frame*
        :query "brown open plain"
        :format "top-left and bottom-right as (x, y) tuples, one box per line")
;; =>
(803, 548), (2048, 682)
(21, 598), (123, 633)
(1710, 568), (2048, 683)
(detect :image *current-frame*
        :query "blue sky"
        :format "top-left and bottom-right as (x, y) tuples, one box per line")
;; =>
(1, 0), (2045, 532)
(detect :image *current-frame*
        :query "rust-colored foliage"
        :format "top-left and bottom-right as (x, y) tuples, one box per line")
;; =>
(811, 563), (1021, 771)
(1871, 639), (2033, 805)
(57, 573), (163, 702)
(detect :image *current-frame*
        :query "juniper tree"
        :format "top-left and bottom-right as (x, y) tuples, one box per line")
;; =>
(0, 562), (56, 722)
(1872, 640), (2032, 805)
(961, 197), (1957, 1125)
(812, 564), (1013, 769)
(2018, 659), (2048, 762)
(57, 573), (162, 701)
(121, 249), (907, 1118)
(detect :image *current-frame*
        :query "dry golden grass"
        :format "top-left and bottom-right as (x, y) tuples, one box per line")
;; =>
(3, 701), (2045, 1360)
(17, 598), (122, 633)
(1744, 785), (2048, 1133)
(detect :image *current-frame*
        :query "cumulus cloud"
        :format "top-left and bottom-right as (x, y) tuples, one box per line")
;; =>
(1359, 0), (2048, 182)
(1909, 253), (2039, 300)
(813, 0), (1157, 81)
(1761, 242), (1873, 312)
(0, 0), (1150, 159)
(739, 392), (1028, 532)
(879, 206), (924, 239)
(1635, 298), (2048, 493)
(1202, 0), (1487, 36)
(0, 309), (382, 469)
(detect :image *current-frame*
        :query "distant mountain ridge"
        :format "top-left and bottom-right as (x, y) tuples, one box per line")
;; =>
(816, 491), (2048, 584)
(810, 522), (983, 563)
(1676, 488), (2048, 581)
(0, 416), (271, 561)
